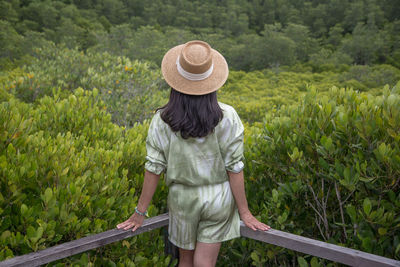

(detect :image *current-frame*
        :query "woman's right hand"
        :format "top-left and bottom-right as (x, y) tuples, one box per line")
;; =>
(240, 210), (271, 231)
(116, 212), (145, 232)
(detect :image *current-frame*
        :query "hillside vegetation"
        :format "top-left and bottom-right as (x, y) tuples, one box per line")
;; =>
(1, 0), (400, 266)
(1, 45), (399, 266)
(1, 0), (400, 71)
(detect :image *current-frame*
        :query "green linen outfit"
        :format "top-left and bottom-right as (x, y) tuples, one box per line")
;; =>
(144, 102), (244, 250)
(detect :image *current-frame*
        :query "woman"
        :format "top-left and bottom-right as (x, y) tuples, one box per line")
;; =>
(117, 40), (270, 267)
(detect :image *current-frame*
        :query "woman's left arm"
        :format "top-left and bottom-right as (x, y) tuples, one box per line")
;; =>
(117, 170), (161, 232)
(228, 170), (271, 231)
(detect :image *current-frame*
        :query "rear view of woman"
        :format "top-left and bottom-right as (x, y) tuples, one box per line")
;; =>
(117, 40), (270, 267)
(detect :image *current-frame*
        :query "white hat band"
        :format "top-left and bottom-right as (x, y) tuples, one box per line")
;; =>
(176, 56), (214, 81)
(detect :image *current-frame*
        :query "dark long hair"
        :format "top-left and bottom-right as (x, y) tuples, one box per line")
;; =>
(156, 88), (223, 139)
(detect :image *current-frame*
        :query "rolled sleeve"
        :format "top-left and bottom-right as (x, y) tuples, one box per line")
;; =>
(144, 149), (166, 175)
(144, 113), (167, 175)
(227, 160), (244, 173)
(145, 161), (165, 175)
(219, 108), (245, 173)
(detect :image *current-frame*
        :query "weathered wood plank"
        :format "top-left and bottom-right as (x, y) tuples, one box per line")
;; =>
(240, 222), (400, 267)
(0, 213), (169, 267)
(2, 214), (399, 267)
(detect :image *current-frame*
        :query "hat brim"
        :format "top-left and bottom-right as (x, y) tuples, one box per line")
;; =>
(161, 44), (229, 95)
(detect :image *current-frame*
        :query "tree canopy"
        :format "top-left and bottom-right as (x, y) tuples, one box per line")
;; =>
(0, 0), (399, 70)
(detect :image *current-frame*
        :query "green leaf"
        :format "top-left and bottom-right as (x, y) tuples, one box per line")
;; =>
(298, 256), (308, 267)
(92, 87), (99, 98)
(272, 189), (279, 203)
(318, 157), (329, 170)
(7, 143), (16, 155)
(164, 256), (171, 266)
(267, 250), (275, 260)
(36, 227), (43, 240)
(26, 226), (36, 239)
(343, 167), (351, 182)
(250, 251), (260, 263)
(361, 237), (372, 252)
(20, 204), (28, 216)
(363, 198), (372, 216)
(80, 253), (89, 265)
(29, 226), (44, 244)
(281, 212), (288, 223)
(359, 177), (374, 182)
(310, 257), (320, 267)
(1, 231), (11, 241)
(231, 248), (243, 259)
(61, 167), (69, 176)
(388, 190), (395, 202)
(289, 147), (302, 161)
(378, 228), (387, 235)
(346, 205), (357, 222)
(69, 183), (76, 194)
(321, 135), (333, 151)
(44, 188), (53, 204)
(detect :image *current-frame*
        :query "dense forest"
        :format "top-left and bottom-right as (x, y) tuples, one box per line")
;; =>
(1, 0), (400, 71)
(1, 0), (400, 266)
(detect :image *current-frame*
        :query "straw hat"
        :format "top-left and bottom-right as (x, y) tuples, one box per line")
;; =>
(161, 40), (229, 95)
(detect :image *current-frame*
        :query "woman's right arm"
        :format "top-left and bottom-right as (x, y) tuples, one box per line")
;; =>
(116, 170), (160, 232)
(228, 170), (271, 231)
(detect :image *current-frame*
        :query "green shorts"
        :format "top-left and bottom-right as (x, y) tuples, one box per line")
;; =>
(167, 180), (240, 250)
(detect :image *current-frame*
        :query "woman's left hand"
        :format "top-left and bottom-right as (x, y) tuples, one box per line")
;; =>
(240, 211), (271, 231)
(116, 212), (145, 232)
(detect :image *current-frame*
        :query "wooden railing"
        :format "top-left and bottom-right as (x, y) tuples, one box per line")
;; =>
(1, 213), (399, 267)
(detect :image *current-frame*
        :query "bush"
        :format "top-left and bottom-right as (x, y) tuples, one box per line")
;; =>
(339, 64), (400, 90)
(0, 88), (172, 265)
(6, 44), (169, 127)
(218, 69), (352, 123)
(239, 86), (400, 265)
(1, 48), (399, 265)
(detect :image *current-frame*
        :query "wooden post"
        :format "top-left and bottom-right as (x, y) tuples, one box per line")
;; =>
(163, 226), (179, 266)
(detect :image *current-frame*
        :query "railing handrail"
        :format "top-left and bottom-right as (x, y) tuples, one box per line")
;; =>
(240, 222), (400, 267)
(1, 213), (399, 267)
(0, 214), (169, 267)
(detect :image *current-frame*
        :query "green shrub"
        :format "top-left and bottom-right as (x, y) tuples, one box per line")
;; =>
(5, 44), (169, 127)
(218, 69), (343, 123)
(339, 64), (400, 90)
(237, 86), (400, 265)
(0, 88), (172, 265)
(1, 50), (399, 265)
